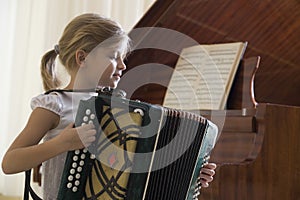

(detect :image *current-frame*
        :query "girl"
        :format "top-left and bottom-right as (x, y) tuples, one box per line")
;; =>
(2, 13), (216, 199)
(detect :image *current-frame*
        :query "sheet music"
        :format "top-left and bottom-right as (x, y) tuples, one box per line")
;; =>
(163, 42), (247, 110)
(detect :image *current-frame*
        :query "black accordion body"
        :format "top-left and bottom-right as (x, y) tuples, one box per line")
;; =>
(57, 90), (219, 200)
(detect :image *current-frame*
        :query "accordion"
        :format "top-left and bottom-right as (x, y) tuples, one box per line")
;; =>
(57, 89), (219, 200)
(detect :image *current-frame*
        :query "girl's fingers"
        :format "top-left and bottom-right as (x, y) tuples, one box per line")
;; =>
(80, 123), (95, 130)
(199, 179), (209, 188)
(75, 124), (97, 147)
(199, 173), (214, 182)
(201, 167), (215, 176)
(198, 162), (217, 188)
(203, 162), (217, 169)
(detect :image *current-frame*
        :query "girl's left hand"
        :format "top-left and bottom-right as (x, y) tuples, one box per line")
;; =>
(199, 162), (217, 187)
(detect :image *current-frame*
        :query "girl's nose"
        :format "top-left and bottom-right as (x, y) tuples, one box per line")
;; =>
(118, 58), (126, 70)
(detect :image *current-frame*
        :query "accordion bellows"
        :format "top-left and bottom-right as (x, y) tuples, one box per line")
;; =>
(57, 91), (218, 200)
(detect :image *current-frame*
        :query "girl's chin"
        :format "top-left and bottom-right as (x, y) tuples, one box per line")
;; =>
(97, 82), (118, 89)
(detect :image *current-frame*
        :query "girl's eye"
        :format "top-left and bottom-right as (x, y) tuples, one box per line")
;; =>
(109, 54), (119, 61)
(109, 55), (117, 60)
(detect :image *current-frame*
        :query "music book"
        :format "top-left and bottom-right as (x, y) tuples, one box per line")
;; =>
(163, 42), (247, 110)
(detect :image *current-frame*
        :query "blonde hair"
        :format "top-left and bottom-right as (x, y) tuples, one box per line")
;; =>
(40, 13), (131, 91)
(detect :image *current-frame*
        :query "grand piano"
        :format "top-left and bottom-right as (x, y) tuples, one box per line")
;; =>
(118, 0), (300, 199)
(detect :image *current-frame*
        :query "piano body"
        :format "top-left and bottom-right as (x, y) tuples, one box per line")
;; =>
(118, 0), (300, 199)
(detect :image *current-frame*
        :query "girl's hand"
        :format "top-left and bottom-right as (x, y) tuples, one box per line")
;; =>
(58, 123), (97, 151)
(199, 162), (217, 187)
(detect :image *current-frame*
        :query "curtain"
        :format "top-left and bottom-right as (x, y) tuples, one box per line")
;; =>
(0, 0), (154, 196)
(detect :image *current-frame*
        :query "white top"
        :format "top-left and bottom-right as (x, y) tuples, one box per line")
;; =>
(31, 91), (94, 200)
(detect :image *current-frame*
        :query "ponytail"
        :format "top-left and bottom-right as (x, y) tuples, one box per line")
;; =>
(40, 49), (61, 91)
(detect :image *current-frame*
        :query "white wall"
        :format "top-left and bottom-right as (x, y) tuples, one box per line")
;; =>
(0, 0), (154, 196)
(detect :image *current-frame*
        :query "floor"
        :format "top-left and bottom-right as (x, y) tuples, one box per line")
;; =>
(0, 195), (21, 200)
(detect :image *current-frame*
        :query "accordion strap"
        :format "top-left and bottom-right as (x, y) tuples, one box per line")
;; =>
(44, 87), (126, 98)
(44, 88), (96, 94)
(24, 169), (42, 200)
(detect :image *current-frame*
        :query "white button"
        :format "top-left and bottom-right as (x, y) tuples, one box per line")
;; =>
(75, 150), (80, 155)
(75, 173), (81, 179)
(75, 180), (80, 186)
(79, 160), (85, 166)
(86, 109), (91, 115)
(72, 186), (78, 192)
(83, 149), (88, 153)
(134, 108), (144, 116)
(73, 156), (78, 161)
(77, 167), (82, 172)
(68, 175), (74, 181)
(72, 162), (77, 168)
(67, 183), (72, 188)
(88, 120), (94, 124)
(90, 114), (95, 119)
(81, 154), (86, 159)
(70, 169), (75, 174)
(81, 123), (86, 126)
(83, 116), (88, 122)
(90, 154), (96, 159)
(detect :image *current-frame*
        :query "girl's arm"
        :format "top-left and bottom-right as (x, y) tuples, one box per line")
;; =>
(2, 107), (96, 174)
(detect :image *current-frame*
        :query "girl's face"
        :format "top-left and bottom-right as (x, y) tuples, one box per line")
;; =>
(98, 50), (126, 88)
(78, 46), (126, 89)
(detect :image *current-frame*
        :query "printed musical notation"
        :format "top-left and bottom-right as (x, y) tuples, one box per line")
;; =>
(163, 42), (247, 110)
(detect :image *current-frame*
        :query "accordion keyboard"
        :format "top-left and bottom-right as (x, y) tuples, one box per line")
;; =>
(64, 108), (98, 193)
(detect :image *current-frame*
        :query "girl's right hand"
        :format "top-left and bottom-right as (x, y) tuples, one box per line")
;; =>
(59, 123), (97, 151)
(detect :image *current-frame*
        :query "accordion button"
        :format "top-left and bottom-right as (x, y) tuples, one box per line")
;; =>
(88, 120), (93, 124)
(75, 180), (80, 186)
(80, 154), (86, 159)
(90, 154), (96, 159)
(133, 108), (144, 116)
(90, 114), (95, 119)
(75, 173), (81, 179)
(68, 175), (74, 181)
(83, 116), (88, 122)
(86, 109), (91, 115)
(79, 160), (85, 166)
(67, 183), (72, 189)
(73, 156), (78, 161)
(70, 169), (75, 174)
(75, 150), (80, 155)
(77, 167), (82, 172)
(83, 149), (88, 153)
(81, 123), (86, 126)
(72, 162), (77, 168)
(72, 186), (78, 192)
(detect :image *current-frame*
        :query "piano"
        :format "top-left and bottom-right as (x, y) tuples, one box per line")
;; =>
(118, 0), (300, 199)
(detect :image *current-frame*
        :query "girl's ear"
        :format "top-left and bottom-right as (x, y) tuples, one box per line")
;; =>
(75, 50), (87, 67)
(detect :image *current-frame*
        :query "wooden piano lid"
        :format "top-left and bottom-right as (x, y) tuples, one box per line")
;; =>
(121, 0), (300, 107)
(119, 2), (300, 199)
